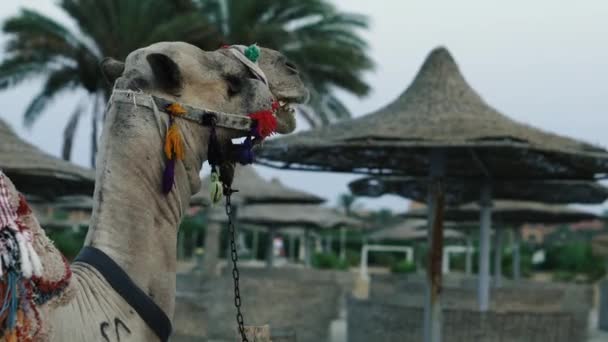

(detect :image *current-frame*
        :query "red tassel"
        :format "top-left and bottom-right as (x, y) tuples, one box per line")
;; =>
(16, 195), (31, 216)
(249, 109), (277, 138)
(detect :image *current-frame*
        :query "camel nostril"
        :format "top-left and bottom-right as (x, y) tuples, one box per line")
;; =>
(285, 61), (298, 74)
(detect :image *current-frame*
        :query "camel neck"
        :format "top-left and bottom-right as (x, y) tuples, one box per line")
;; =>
(83, 98), (204, 319)
(84, 166), (186, 318)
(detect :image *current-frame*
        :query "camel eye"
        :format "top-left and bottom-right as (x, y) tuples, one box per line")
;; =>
(225, 75), (242, 97)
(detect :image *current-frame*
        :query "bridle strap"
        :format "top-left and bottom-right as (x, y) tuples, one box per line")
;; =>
(109, 46), (272, 133)
(151, 95), (253, 131)
(75, 247), (172, 342)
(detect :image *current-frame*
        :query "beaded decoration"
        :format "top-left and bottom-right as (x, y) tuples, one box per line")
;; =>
(0, 175), (73, 342)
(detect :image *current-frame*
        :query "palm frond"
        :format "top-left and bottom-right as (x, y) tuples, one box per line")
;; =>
(3, 9), (81, 49)
(23, 67), (78, 127)
(0, 57), (49, 89)
(62, 98), (87, 160)
(146, 12), (220, 49)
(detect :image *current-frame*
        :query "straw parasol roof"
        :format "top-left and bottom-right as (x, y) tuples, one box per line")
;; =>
(368, 219), (464, 241)
(0, 119), (95, 198)
(349, 176), (608, 205)
(405, 200), (598, 225)
(255, 47), (608, 180)
(52, 195), (94, 211)
(190, 165), (324, 206)
(236, 203), (363, 230)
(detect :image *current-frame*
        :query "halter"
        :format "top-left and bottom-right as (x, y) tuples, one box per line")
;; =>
(155, 44), (271, 132)
(107, 44), (279, 195)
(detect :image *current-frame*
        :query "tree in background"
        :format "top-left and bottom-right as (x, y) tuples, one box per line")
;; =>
(0, 0), (372, 165)
(338, 192), (357, 216)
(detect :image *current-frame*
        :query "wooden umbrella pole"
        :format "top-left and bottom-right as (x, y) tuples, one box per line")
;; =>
(340, 227), (347, 262)
(289, 234), (297, 261)
(252, 228), (259, 260)
(304, 228), (312, 267)
(493, 229), (503, 287)
(423, 150), (445, 342)
(512, 227), (521, 281)
(465, 234), (473, 275)
(203, 220), (222, 278)
(266, 228), (277, 268)
(478, 182), (492, 311)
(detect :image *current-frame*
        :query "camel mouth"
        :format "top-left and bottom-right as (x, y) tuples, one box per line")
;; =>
(277, 99), (296, 116)
(274, 89), (308, 114)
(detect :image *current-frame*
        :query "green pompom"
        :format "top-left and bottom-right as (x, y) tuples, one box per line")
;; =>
(209, 171), (223, 205)
(244, 44), (260, 63)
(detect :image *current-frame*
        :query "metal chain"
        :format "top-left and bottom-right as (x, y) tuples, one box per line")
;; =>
(225, 191), (249, 342)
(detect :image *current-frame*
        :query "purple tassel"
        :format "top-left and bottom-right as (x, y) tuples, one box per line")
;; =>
(236, 135), (255, 165)
(162, 159), (176, 194)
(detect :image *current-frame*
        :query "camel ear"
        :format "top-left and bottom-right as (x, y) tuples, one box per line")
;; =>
(146, 53), (182, 93)
(100, 57), (125, 85)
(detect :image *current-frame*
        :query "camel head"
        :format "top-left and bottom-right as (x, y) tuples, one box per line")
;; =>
(98, 42), (308, 196)
(101, 42), (307, 135)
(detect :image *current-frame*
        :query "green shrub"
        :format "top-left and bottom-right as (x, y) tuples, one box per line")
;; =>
(312, 252), (348, 270)
(391, 260), (416, 274)
(345, 249), (360, 267)
(552, 271), (576, 282)
(544, 242), (606, 283)
(47, 228), (87, 260)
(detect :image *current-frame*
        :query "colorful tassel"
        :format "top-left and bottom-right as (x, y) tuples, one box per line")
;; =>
(0, 176), (62, 341)
(162, 159), (176, 194)
(248, 108), (278, 138)
(164, 123), (184, 160)
(162, 103), (187, 194)
(209, 171), (223, 205)
(166, 103), (187, 116)
(244, 44), (260, 63)
(235, 135), (255, 165)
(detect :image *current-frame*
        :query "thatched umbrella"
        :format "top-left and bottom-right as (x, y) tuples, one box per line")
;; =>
(237, 203), (362, 267)
(406, 200), (598, 283)
(205, 203), (364, 267)
(0, 119), (95, 198)
(351, 177), (608, 281)
(255, 46), (608, 341)
(367, 219), (464, 276)
(349, 177), (608, 205)
(406, 201), (598, 224)
(368, 220), (463, 241)
(191, 165), (324, 206)
(191, 166), (325, 275)
(53, 195), (95, 211)
(238, 204), (361, 228)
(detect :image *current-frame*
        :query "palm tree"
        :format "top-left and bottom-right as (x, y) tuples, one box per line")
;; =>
(0, 0), (217, 166)
(338, 192), (357, 216)
(197, 0), (374, 126)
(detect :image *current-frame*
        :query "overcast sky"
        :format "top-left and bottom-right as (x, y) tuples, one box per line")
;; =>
(0, 1), (607, 212)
